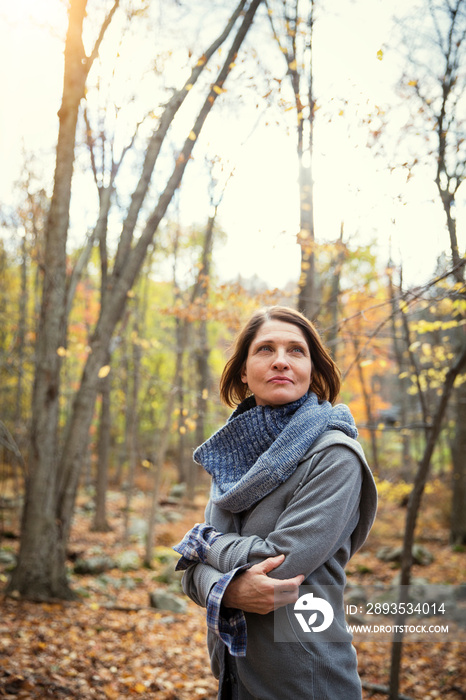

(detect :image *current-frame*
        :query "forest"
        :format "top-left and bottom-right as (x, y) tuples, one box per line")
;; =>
(0, 0), (465, 698)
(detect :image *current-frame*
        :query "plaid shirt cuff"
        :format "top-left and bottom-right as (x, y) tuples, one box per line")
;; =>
(206, 565), (249, 657)
(173, 522), (222, 571)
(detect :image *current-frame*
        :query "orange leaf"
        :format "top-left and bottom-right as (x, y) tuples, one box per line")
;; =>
(132, 682), (146, 693)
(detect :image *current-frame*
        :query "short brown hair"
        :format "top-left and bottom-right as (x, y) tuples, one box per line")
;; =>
(219, 306), (341, 407)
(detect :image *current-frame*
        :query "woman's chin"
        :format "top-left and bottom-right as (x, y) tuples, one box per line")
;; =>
(254, 387), (306, 407)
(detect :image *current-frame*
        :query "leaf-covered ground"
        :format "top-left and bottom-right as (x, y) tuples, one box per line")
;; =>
(0, 479), (465, 699)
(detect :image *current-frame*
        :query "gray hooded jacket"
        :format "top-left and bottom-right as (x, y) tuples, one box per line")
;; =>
(182, 431), (378, 699)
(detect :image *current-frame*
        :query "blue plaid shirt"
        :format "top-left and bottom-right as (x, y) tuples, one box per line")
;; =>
(173, 523), (249, 656)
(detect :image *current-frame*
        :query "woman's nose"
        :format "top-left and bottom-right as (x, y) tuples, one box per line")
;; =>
(273, 352), (289, 369)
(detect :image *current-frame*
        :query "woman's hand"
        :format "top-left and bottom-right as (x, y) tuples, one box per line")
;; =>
(222, 554), (304, 615)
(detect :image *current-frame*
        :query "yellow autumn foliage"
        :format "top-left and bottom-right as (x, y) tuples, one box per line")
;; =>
(375, 478), (441, 504)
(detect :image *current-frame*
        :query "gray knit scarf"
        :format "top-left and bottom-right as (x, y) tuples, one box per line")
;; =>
(193, 391), (358, 513)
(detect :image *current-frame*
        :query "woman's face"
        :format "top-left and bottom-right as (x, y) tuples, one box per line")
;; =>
(241, 320), (312, 407)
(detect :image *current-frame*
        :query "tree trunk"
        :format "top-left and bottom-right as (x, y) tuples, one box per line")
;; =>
(190, 211), (216, 497)
(15, 231), (28, 446)
(172, 219), (189, 483)
(267, 0), (318, 320)
(176, 354), (189, 484)
(115, 333), (130, 486)
(122, 316), (141, 542)
(144, 363), (182, 567)
(388, 266), (414, 480)
(356, 354), (380, 473)
(91, 178), (116, 532)
(351, 322), (379, 472)
(7, 0), (95, 600)
(427, 0), (466, 547)
(325, 224), (346, 361)
(192, 321), (210, 495)
(193, 313), (211, 499)
(450, 372), (466, 544)
(195, 319), (211, 448)
(143, 459), (162, 568)
(389, 341), (466, 699)
(297, 0), (318, 321)
(7, 0), (263, 600)
(92, 355), (112, 532)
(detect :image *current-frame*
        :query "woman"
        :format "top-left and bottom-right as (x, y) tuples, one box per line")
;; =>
(174, 306), (377, 699)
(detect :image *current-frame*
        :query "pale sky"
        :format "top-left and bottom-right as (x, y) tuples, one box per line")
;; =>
(1, 0), (464, 289)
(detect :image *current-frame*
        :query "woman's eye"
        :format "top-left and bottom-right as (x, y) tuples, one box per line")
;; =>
(291, 347), (305, 354)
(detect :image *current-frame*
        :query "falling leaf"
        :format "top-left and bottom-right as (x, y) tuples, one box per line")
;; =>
(212, 85), (225, 95)
(98, 365), (111, 378)
(188, 131), (197, 141)
(57, 346), (67, 357)
(377, 49), (383, 61)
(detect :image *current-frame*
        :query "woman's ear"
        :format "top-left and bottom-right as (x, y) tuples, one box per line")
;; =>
(241, 365), (248, 384)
